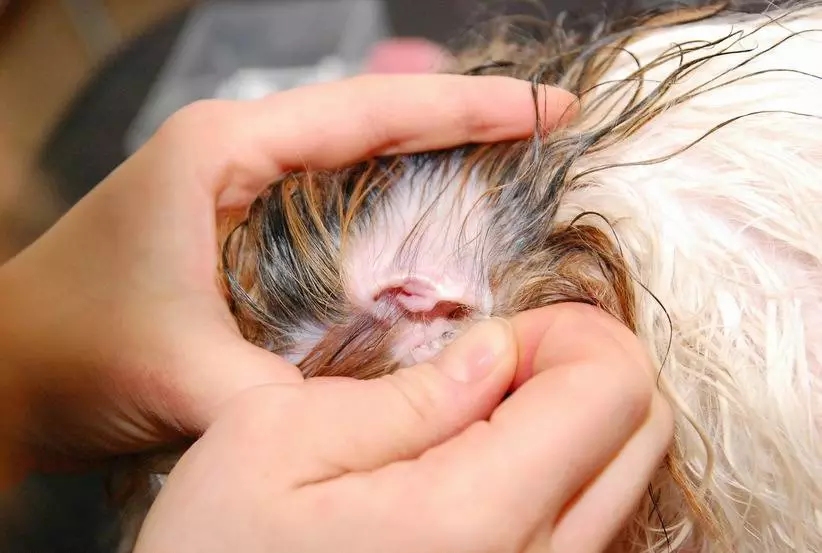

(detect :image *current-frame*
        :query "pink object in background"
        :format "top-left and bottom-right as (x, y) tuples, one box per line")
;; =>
(363, 38), (450, 74)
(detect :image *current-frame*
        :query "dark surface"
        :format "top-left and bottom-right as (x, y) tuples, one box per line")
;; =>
(37, 5), (192, 208)
(1, 471), (120, 553)
(25, 1), (608, 552)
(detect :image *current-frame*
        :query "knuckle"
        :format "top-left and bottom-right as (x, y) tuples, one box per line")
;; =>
(557, 303), (657, 414)
(360, 106), (393, 149)
(456, 85), (508, 139)
(558, 354), (654, 433)
(452, 95), (482, 135)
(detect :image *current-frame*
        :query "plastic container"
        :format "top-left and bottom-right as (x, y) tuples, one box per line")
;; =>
(125, 0), (392, 153)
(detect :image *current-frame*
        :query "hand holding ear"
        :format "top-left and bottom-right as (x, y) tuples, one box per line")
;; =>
(134, 304), (673, 553)
(0, 74), (578, 482)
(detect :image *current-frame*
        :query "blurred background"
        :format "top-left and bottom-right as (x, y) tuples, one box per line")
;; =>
(0, 0), (604, 551)
(0, 0), (493, 266)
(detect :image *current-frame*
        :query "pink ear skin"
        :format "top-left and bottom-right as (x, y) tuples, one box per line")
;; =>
(363, 38), (451, 74)
(375, 276), (475, 316)
(371, 275), (483, 367)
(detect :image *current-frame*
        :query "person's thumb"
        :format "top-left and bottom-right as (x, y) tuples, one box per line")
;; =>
(223, 317), (518, 487)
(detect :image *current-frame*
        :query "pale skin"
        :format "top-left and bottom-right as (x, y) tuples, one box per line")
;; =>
(0, 73), (673, 552)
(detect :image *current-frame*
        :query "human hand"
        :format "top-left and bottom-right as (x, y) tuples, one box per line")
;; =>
(134, 303), (673, 553)
(0, 74), (578, 481)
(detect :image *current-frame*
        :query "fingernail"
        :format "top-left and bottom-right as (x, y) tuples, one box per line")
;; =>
(434, 318), (513, 383)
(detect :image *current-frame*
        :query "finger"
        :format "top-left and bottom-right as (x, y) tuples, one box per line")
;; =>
(145, 74), (578, 210)
(526, 392), (675, 553)
(408, 304), (657, 539)
(508, 301), (652, 390)
(216, 318), (518, 488)
(166, 328), (305, 434)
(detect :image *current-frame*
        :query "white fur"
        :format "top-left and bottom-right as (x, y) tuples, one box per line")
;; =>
(556, 6), (822, 552)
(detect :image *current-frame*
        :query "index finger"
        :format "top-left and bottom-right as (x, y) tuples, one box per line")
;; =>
(150, 74), (578, 210)
(413, 303), (657, 537)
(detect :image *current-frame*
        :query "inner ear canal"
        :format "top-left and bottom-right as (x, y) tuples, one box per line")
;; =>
(375, 277), (476, 320)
